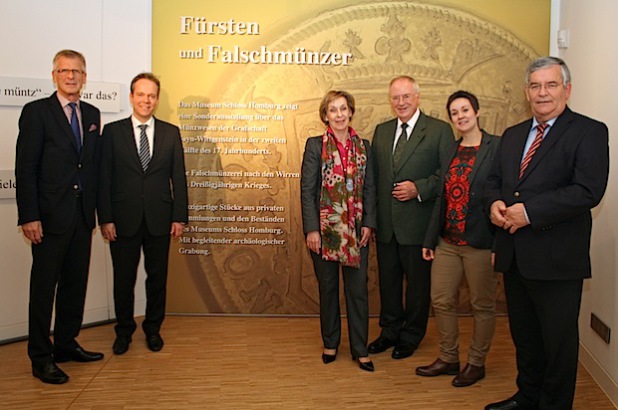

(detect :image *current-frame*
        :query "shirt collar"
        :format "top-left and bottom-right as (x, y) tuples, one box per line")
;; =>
(531, 116), (558, 130)
(131, 115), (155, 129)
(397, 108), (420, 131)
(56, 92), (79, 109)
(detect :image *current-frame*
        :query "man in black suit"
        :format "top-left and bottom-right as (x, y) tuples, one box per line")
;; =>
(483, 57), (609, 410)
(98, 73), (188, 355)
(16, 49), (104, 384)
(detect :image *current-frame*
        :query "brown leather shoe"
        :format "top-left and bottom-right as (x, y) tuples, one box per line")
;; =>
(415, 358), (460, 377)
(452, 363), (485, 387)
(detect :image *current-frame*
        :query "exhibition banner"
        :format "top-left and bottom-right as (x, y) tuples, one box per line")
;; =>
(153, 0), (549, 314)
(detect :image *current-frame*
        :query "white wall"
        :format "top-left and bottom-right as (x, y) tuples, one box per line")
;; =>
(0, 0), (151, 341)
(554, 0), (618, 405)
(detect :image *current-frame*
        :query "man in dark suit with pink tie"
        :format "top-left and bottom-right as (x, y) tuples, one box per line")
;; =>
(16, 49), (104, 385)
(98, 73), (188, 356)
(483, 57), (609, 410)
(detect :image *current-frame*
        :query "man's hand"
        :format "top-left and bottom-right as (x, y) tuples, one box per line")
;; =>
(504, 203), (530, 234)
(306, 231), (321, 254)
(101, 223), (117, 242)
(490, 200), (508, 228)
(392, 180), (418, 201)
(22, 221), (43, 244)
(359, 227), (372, 247)
(170, 222), (185, 238)
(422, 248), (435, 261)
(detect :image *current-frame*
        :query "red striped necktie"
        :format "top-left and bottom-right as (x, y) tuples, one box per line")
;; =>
(519, 123), (548, 179)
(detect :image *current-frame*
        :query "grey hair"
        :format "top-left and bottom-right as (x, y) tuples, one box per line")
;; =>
(525, 56), (571, 86)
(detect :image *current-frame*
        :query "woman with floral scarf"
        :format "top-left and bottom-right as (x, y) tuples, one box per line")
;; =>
(301, 90), (377, 372)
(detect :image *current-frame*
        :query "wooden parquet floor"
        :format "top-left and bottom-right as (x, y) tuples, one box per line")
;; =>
(0, 316), (615, 409)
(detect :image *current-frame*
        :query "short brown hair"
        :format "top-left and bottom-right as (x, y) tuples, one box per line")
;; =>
(53, 49), (86, 72)
(130, 72), (161, 97)
(318, 90), (355, 125)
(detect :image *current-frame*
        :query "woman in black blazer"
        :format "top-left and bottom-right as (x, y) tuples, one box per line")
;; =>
(415, 90), (498, 387)
(300, 90), (376, 372)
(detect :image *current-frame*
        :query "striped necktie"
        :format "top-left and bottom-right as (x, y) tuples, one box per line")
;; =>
(519, 123), (548, 179)
(138, 124), (150, 171)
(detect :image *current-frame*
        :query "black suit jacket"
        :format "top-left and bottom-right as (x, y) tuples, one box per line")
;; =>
(301, 136), (377, 234)
(424, 131), (499, 250)
(16, 92), (100, 232)
(483, 107), (609, 280)
(98, 117), (188, 237)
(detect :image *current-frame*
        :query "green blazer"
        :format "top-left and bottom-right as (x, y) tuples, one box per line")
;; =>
(372, 112), (454, 245)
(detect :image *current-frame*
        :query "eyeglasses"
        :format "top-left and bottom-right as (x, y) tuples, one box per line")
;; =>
(55, 69), (84, 76)
(527, 81), (563, 92)
(390, 94), (416, 103)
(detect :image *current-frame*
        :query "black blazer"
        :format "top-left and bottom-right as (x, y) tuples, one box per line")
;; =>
(424, 131), (499, 250)
(98, 117), (188, 237)
(483, 107), (609, 280)
(16, 92), (100, 233)
(301, 136), (377, 235)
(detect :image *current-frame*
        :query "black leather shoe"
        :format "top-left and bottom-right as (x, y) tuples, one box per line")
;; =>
(32, 362), (69, 384)
(392, 341), (416, 359)
(113, 336), (132, 355)
(416, 358), (460, 377)
(367, 336), (396, 354)
(54, 346), (104, 363)
(452, 363), (485, 387)
(485, 398), (526, 410)
(352, 355), (375, 372)
(146, 334), (164, 352)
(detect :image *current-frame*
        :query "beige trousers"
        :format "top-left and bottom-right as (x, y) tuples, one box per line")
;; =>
(431, 238), (497, 366)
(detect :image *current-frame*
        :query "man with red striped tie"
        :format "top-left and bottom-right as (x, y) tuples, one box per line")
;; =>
(483, 57), (609, 410)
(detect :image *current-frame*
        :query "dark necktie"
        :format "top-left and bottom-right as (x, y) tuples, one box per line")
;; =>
(138, 124), (150, 171)
(519, 123), (548, 178)
(393, 122), (408, 169)
(68, 102), (81, 153)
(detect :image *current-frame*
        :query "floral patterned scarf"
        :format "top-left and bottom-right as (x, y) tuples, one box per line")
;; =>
(320, 125), (367, 268)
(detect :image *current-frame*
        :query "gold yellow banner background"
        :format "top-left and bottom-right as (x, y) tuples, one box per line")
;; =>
(153, 0), (550, 315)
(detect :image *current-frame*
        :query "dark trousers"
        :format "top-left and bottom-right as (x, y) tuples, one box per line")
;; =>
(110, 219), (171, 337)
(504, 263), (583, 410)
(28, 198), (92, 366)
(310, 246), (369, 358)
(376, 238), (431, 346)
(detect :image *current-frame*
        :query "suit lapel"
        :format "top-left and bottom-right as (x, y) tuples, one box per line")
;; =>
(80, 103), (99, 160)
(468, 132), (491, 184)
(518, 108), (574, 183)
(510, 119), (533, 184)
(120, 117), (143, 171)
(381, 119), (397, 179)
(395, 112), (426, 174)
(48, 93), (81, 155)
(151, 118), (165, 167)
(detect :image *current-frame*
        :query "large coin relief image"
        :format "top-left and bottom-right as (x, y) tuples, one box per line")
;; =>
(169, 2), (538, 315)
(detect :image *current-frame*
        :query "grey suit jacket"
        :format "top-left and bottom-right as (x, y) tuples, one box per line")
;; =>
(423, 131), (498, 250)
(98, 116), (188, 237)
(301, 136), (377, 235)
(372, 112), (454, 245)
